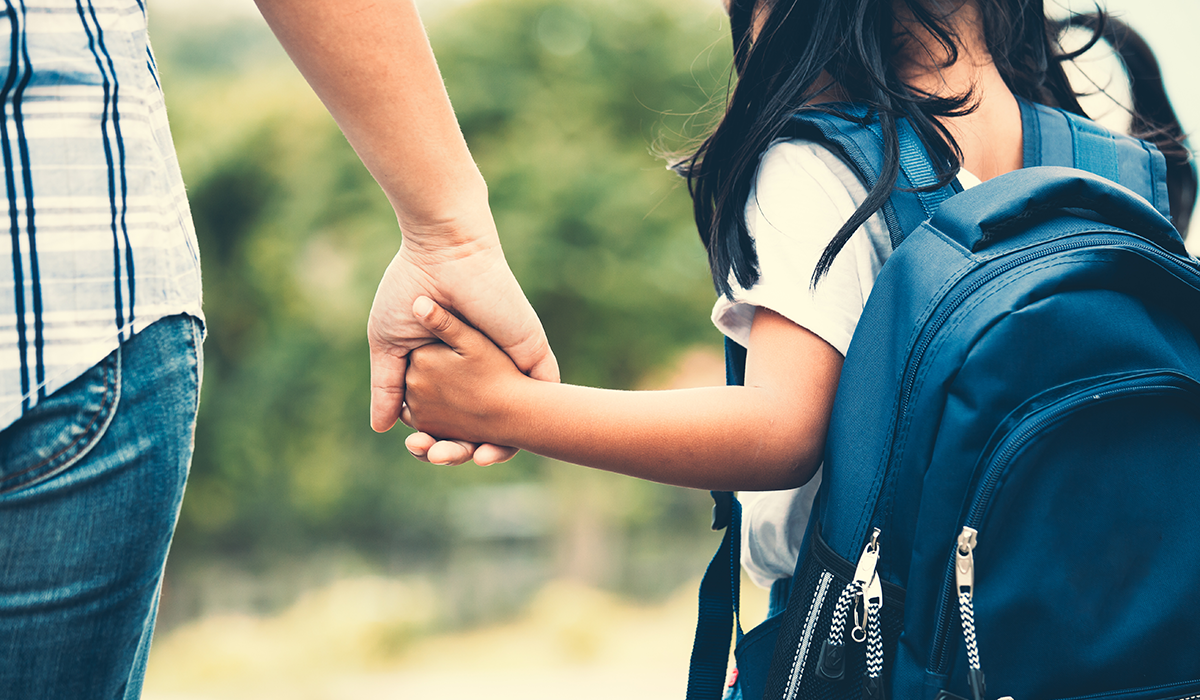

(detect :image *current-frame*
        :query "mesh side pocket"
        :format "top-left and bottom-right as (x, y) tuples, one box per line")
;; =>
(760, 526), (905, 700)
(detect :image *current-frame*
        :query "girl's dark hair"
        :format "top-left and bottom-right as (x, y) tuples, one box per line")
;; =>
(685, 0), (1196, 295)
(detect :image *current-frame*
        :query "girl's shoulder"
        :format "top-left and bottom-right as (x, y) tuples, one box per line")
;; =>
(713, 138), (894, 356)
(752, 138), (877, 239)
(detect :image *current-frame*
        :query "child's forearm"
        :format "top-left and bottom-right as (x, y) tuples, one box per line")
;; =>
(488, 379), (823, 491)
(403, 300), (840, 488)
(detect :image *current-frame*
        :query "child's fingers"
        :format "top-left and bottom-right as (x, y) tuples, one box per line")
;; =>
(473, 443), (519, 466)
(405, 431), (476, 466)
(426, 439), (477, 465)
(412, 296), (485, 354)
(405, 430), (435, 461)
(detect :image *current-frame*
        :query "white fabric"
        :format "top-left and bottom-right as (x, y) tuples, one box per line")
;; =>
(711, 139), (980, 588)
(0, 2), (203, 432)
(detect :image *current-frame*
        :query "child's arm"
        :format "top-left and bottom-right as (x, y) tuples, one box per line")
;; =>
(404, 297), (842, 491)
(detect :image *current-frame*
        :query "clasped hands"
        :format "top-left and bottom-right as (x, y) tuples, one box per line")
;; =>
(367, 234), (557, 466)
(399, 296), (534, 463)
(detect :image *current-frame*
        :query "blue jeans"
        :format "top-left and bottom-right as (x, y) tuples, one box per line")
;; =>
(0, 314), (202, 699)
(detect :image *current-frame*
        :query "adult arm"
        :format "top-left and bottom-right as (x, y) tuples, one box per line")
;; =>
(252, 0), (558, 463)
(404, 298), (841, 491)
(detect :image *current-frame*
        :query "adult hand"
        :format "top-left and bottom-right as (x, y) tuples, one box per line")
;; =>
(402, 296), (529, 445)
(252, 0), (556, 464)
(367, 214), (558, 466)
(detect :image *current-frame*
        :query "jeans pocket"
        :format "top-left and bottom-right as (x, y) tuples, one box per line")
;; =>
(0, 350), (120, 495)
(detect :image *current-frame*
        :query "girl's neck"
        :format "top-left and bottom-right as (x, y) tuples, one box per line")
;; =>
(893, 0), (1023, 180)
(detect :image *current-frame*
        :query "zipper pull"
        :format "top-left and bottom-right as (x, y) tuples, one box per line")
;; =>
(955, 527), (977, 598)
(862, 572), (886, 700)
(955, 527), (985, 700)
(854, 528), (883, 583)
(818, 529), (882, 681)
(851, 528), (882, 642)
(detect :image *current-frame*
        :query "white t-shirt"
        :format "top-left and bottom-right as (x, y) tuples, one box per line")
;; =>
(711, 139), (980, 588)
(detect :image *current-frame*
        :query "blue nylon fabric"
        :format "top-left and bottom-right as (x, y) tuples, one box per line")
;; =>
(786, 105), (959, 247)
(892, 291), (1200, 699)
(684, 336), (748, 700)
(816, 101), (1181, 561)
(1067, 110), (1120, 182)
(819, 228), (976, 563)
(686, 491), (742, 700)
(1024, 100), (1171, 220)
(819, 106), (1200, 697)
(688, 100), (1199, 700)
(928, 167), (1184, 254)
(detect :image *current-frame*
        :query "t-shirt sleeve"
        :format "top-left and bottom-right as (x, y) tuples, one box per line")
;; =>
(710, 140), (891, 357)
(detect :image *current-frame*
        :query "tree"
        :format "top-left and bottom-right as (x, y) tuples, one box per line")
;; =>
(156, 0), (733, 570)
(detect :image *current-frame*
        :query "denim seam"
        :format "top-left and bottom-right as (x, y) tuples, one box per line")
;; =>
(0, 349), (123, 493)
(189, 315), (202, 404)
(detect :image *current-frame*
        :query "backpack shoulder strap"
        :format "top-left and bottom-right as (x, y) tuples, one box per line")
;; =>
(685, 339), (748, 700)
(788, 106), (960, 249)
(686, 488), (742, 700)
(1020, 99), (1172, 220)
(792, 102), (1175, 245)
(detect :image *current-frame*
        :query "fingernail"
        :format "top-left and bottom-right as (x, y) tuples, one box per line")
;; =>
(413, 296), (433, 316)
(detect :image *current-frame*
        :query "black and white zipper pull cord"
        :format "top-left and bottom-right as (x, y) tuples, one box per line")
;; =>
(817, 529), (881, 681)
(862, 571), (885, 700)
(956, 527), (986, 700)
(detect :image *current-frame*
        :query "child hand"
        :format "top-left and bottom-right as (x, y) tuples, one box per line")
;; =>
(403, 296), (528, 451)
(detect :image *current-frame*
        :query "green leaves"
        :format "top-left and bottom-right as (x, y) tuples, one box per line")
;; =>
(159, 0), (732, 561)
(435, 0), (731, 387)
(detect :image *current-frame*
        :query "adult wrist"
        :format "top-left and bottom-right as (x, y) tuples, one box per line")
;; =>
(393, 177), (496, 249)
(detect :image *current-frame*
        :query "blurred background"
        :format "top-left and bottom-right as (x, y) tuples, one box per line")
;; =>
(143, 0), (1197, 697)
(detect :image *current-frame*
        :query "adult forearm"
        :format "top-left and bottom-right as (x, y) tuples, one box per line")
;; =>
(491, 381), (822, 492)
(253, 0), (489, 240)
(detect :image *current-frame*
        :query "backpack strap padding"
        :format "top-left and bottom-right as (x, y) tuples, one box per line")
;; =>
(1022, 100), (1172, 221)
(789, 108), (960, 248)
(929, 166), (1185, 254)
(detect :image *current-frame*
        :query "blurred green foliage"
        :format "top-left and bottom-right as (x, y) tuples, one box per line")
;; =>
(156, 0), (733, 563)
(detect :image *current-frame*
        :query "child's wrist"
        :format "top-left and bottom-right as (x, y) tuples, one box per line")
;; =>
(490, 373), (537, 447)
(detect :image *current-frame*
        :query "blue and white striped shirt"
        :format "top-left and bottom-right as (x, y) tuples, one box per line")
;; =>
(0, 0), (202, 433)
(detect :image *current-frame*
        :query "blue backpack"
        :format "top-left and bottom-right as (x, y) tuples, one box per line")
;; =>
(687, 100), (1200, 700)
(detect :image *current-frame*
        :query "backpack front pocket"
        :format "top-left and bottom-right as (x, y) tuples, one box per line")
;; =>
(760, 525), (905, 700)
(928, 370), (1200, 700)
(1048, 678), (1200, 700)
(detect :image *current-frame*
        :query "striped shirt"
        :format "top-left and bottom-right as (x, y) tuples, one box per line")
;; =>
(0, 0), (202, 433)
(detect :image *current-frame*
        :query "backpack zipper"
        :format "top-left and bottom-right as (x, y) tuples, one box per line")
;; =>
(871, 233), (1199, 535)
(815, 529), (882, 683)
(1058, 688), (1200, 700)
(782, 570), (835, 700)
(955, 527), (986, 700)
(927, 370), (1200, 676)
(862, 570), (886, 700)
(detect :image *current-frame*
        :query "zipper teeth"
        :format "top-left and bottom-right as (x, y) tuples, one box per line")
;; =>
(968, 373), (1190, 530)
(1063, 692), (1200, 700)
(928, 373), (1200, 674)
(902, 237), (1190, 669)
(783, 571), (834, 700)
(877, 236), (1192, 532)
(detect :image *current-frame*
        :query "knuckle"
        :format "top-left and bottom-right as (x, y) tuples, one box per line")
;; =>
(431, 312), (456, 334)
